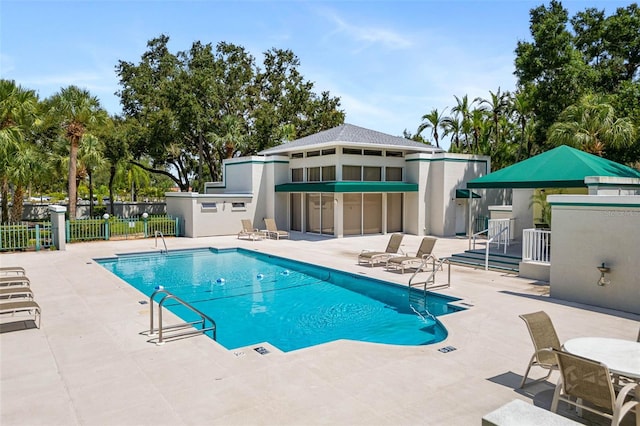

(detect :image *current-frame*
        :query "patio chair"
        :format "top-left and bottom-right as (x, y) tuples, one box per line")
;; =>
(0, 286), (33, 300)
(238, 219), (264, 241)
(263, 218), (289, 240)
(0, 267), (26, 276)
(519, 311), (561, 388)
(550, 349), (638, 426)
(358, 233), (404, 266)
(0, 299), (41, 328)
(0, 276), (31, 287)
(385, 237), (437, 273)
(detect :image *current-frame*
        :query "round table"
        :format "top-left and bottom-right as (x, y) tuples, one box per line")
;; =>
(563, 337), (640, 380)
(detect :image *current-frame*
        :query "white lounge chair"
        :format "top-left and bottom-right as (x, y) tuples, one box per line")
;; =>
(0, 300), (41, 328)
(0, 266), (26, 276)
(238, 219), (265, 241)
(385, 237), (437, 273)
(0, 276), (30, 287)
(264, 218), (289, 240)
(0, 286), (33, 300)
(358, 234), (404, 266)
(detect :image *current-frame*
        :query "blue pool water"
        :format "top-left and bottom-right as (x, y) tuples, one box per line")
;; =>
(97, 248), (463, 352)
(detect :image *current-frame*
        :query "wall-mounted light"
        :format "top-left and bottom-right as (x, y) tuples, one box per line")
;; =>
(597, 262), (610, 286)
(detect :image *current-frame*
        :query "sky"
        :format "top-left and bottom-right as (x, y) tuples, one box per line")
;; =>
(1, 0), (634, 150)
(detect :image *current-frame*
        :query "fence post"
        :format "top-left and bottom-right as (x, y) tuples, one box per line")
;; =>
(49, 205), (67, 250)
(35, 224), (41, 251)
(142, 212), (149, 237)
(103, 214), (110, 240)
(175, 217), (180, 237)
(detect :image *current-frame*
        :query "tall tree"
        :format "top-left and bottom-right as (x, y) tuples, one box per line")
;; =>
(417, 108), (447, 148)
(547, 93), (635, 156)
(47, 86), (107, 218)
(515, 0), (592, 148)
(477, 88), (509, 152)
(78, 134), (105, 217)
(0, 80), (39, 223)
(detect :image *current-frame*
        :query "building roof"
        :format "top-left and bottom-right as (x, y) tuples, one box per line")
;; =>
(258, 123), (442, 155)
(467, 145), (640, 189)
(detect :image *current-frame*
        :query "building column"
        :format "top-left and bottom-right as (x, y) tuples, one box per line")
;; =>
(49, 204), (67, 251)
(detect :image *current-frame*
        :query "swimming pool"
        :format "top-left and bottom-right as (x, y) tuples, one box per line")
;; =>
(97, 248), (464, 352)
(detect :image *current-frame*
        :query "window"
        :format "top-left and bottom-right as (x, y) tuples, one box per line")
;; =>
(290, 152), (303, 159)
(306, 150), (320, 157)
(363, 166), (381, 181)
(307, 167), (321, 182)
(321, 148), (336, 155)
(291, 168), (303, 182)
(386, 167), (403, 181)
(386, 151), (404, 157)
(342, 165), (362, 181)
(231, 202), (246, 211)
(201, 202), (217, 210)
(343, 148), (362, 155)
(364, 149), (382, 156)
(322, 166), (336, 181)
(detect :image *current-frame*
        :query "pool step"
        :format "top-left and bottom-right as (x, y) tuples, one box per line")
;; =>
(447, 250), (520, 274)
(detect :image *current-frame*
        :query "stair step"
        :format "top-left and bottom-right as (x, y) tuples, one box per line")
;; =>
(447, 258), (519, 274)
(449, 254), (520, 267)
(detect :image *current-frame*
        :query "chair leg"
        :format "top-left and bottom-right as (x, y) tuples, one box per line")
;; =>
(520, 355), (535, 388)
(551, 378), (563, 413)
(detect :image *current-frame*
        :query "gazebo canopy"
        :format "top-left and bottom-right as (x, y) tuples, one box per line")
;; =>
(467, 145), (640, 189)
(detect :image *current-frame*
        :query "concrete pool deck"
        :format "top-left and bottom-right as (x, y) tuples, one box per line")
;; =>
(1, 234), (638, 425)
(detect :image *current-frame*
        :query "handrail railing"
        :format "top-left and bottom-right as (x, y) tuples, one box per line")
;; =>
(154, 230), (168, 254)
(483, 226), (510, 270)
(408, 256), (451, 292)
(149, 288), (217, 345)
(522, 228), (551, 264)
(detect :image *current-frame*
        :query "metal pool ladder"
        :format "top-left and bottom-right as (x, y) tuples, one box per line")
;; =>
(154, 230), (168, 254)
(148, 288), (217, 345)
(408, 256), (451, 295)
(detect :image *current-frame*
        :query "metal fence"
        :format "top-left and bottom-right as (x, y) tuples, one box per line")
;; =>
(0, 222), (53, 252)
(66, 215), (179, 242)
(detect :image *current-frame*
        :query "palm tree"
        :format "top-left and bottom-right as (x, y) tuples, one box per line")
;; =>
(78, 134), (105, 217)
(209, 115), (249, 159)
(0, 80), (39, 223)
(511, 91), (534, 160)
(48, 86), (107, 218)
(547, 94), (635, 156)
(442, 113), (462, 150)
(417, 108), (448, 148)
(476, 88), (509, 153)
(9, 145), (43, 221)
(451, 95), (472, 148)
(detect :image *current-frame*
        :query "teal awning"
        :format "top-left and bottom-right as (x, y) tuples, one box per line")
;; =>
(455, 189), (481, 199)
(275, 181), (419, 193)
(467, 145), (640, 189)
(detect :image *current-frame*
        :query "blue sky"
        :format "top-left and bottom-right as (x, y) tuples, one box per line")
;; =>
(1, 0), (632, 149)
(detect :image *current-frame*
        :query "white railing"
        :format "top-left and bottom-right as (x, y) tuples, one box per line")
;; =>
(522, 228), (551, 264)
(488, 218), (511, 249)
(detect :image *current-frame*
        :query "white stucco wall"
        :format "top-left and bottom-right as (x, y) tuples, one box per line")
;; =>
(548, 195), (640, 315)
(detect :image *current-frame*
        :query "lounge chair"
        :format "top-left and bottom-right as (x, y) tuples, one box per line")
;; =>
(385, 237), (437, 273)
(263, 218), (289, 240)
(358, 234), (404, 266)
(0, 266), (26, 276)
(0, 276), (30, 287)
(550, 349), (638, 425)
(0, 300), (41, 328)
(519, 311), (561, 388)
(238, 219), (264, 241)
(0, 286), (33, 300)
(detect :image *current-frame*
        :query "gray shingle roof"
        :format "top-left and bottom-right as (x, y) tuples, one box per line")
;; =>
(258, 123), (442, 155)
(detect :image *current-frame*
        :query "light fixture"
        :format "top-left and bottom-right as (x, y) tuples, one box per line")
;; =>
(597, 262), (610, 286)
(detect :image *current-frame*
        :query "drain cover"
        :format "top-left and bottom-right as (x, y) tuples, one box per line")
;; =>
(254, 346), (270, 355)
(138, 300), (148, 305)
(438, 346), (457, 353)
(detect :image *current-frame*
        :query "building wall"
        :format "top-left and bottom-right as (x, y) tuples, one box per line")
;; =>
(548, 195), (640, 315)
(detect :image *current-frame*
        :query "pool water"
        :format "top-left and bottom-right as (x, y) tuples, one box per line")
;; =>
(97, 248), (463, 352)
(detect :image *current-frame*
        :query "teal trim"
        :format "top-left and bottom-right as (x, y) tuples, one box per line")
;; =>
(455, 189), (481, 199)
(275, 181), (419, 193)
(549, 201), (640, 207)
(35, 224), (41, 251)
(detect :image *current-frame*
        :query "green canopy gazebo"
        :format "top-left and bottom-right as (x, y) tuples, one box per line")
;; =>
(467, 145), (640, 189)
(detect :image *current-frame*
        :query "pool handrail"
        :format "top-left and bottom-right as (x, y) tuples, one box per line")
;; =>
(154, 231), (168, 254)
(408, 257), (451, 294)
(149, 288), (217, 345)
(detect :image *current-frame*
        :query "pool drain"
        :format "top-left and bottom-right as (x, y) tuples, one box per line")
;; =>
(438, 346), (457, 353)
(254, 346), (270, 355)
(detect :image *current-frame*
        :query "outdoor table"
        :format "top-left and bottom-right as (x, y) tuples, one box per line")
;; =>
(563, 337), (640, 380)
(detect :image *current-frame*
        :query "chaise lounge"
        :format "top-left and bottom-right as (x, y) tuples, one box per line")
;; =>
(358, 233), (404, 266)
(264, 218), (289, 240)
(385, 237), (437, 273)
(0, 266), (26, 276)
(0, 299), (41, 328)
(238, 219), (265, 241)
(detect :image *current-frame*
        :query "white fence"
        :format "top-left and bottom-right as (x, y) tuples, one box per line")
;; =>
(522, 228), (551, 264)
(488, 218), (511, 249)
